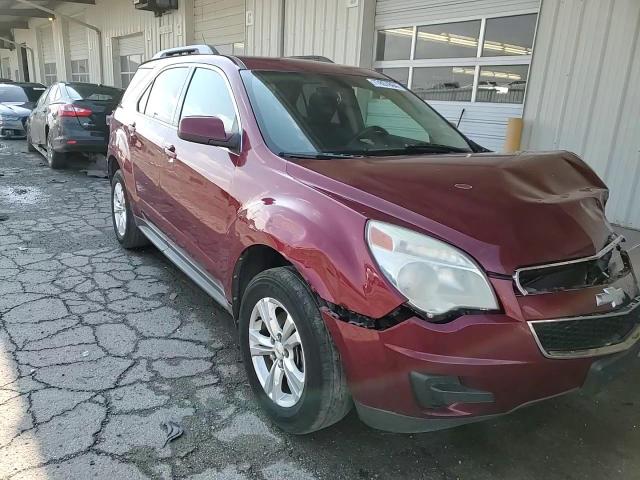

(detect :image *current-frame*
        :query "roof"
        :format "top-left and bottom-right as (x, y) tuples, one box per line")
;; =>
(235, 56), (385, 79)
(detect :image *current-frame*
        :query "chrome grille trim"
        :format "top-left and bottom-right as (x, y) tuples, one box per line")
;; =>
(528, 297), (640, 359)
(513, 235), (626, 296)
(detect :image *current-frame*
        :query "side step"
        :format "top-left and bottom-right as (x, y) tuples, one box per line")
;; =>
(136, 217), (232, 314)
(32, 143), (48, 159)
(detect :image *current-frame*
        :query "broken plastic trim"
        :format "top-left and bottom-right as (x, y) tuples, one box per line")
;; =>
(322, 300), (498, 330)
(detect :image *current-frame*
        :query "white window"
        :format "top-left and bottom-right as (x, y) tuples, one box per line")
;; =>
(44, 63), (57, 86)
(120, 54), (143, 88)
(71, 59), (90, 83)
(374, 13), (538, 105)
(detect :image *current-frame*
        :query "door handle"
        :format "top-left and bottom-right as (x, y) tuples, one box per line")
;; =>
(163, 144), (177, 161)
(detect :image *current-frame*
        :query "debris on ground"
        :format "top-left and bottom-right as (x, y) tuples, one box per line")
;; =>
(161, 421), (184, 447)
(49, 178), (67, 183)
(84, 169), (109, 179)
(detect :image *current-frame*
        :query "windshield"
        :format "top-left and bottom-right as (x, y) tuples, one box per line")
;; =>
(0, 84), (45, 103)
(65, 84), (123, 102)
(240, 70), (473, 157)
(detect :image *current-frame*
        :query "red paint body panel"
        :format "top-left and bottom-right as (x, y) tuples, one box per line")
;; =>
(107, 54), (639, 431)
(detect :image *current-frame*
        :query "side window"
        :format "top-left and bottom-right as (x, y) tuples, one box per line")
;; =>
(36, 87), (52, 108)
(144, 67), (189, 124)
(180, 68), (238, 134)
(49, 85), (61, 103)
(138, 85), (151, 113)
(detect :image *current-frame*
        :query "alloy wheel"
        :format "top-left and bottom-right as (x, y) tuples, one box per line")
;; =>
(249, 297), (305, 408)
(112, 181), (127, 237)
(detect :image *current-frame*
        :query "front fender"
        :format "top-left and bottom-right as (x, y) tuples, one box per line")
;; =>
(231, 195), (403, 319)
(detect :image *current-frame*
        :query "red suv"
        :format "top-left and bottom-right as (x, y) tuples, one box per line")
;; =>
(108, 45), (640, 434)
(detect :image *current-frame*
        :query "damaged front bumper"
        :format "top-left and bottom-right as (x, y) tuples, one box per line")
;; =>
(322, 273), (640, 433)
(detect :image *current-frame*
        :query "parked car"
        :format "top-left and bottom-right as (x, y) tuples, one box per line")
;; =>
(0, 82), (46, 139)
(107, 46), (640, 434)
(27, 82), (124, 168)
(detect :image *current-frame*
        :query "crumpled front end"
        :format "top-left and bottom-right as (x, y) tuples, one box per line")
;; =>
(323, 237), (640, 433)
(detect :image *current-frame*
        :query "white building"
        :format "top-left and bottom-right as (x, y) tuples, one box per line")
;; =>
(0, 0), (637, 229)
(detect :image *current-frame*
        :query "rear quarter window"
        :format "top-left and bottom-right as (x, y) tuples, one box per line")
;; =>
(120, 66), (154, 110)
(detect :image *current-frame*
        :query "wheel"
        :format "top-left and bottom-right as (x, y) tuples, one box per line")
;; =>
(46, 131), (66, 169)
(26, 123), (36, 152)
(111, 169), (149, 249)
(239, 267), (352, 434)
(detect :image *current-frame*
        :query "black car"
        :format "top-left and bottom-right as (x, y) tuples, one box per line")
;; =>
(27, 82), (124, 168)
(0, 82), (46, 139)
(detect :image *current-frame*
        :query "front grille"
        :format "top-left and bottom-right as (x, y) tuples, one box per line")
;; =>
(515, 236), (632, 295)
(530, 298), (640, 357)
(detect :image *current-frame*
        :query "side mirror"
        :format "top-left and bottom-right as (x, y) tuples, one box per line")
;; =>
(178, 115), (239, 150)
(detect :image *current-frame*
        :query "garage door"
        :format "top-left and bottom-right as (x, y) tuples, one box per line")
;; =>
(374, 0), (540, 151)
(194, 0), (245, 54)
(117, 34), (144, 88)
(68, 18), (89, 82)
(39, 25), (56, 85)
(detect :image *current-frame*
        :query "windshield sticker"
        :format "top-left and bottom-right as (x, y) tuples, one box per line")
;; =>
(368, 78), (405, 90)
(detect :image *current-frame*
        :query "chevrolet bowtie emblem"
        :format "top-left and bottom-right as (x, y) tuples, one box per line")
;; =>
(595, 287), (627, 308)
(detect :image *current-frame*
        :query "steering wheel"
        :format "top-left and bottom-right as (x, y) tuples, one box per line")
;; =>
(348, 125), (390, 145)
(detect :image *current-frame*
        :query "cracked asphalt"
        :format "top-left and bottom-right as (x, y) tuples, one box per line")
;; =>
(0, 140), (639, 480)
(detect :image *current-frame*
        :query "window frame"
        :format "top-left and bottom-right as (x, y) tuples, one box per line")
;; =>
(43, 62), (57, 86)
(176, 64), (243, 155)
(70, 59), (90, 83)
(141, 65), (191, 127)
(373, 10), (539, 106)
(119, 53), (144, 89)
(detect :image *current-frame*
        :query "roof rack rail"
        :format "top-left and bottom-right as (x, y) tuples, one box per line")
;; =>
(288, 55), (334, 63)
(152, 44), (219, 60)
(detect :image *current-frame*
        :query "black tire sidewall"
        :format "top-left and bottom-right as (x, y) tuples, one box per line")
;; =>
(239, 269), (329, 432)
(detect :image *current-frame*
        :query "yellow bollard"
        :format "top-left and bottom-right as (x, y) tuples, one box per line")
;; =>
(503, 117), (523, 153)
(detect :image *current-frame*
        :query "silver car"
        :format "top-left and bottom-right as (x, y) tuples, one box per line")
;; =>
(0, 83), (46, 139)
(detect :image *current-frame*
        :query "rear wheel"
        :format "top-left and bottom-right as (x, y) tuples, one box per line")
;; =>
(111, 169), (149, 249)
(239, 267), (352, 434)
(46, 131), (66, 169)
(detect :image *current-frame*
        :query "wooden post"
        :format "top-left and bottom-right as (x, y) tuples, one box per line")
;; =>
(504, 117), (523, 153)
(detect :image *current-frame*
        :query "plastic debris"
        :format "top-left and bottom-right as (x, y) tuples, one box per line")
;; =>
(161, 421), (184, 447)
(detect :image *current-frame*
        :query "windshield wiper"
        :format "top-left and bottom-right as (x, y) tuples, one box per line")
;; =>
(403, 143), (471, 154)
(279, 152), (362, 160)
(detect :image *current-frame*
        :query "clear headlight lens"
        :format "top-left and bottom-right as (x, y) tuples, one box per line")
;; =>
(366, 221), (499, 317)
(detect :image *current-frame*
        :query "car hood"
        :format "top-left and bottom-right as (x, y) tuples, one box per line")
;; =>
(0, 102), (32, 116)
(286, 151), (614, 275)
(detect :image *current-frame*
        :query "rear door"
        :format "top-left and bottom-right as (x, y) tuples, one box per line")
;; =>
(64, 84), (123, 141)
(30, 85), (52, 145)
(161, 66), (241, 279)
(131, 66), (190, 227)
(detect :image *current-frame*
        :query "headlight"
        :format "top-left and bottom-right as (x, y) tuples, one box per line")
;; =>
(0, 114), (19, 121)
(366, 221), (499, 317)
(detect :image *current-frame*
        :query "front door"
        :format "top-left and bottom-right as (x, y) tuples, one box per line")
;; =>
(160, 66), (240, 281)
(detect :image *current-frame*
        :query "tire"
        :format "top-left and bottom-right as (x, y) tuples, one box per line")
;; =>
(26, 123), (36, 152)
(111, 169), (149, 249)
(239, 266), (352, 434)
(46, 131), (66, 169)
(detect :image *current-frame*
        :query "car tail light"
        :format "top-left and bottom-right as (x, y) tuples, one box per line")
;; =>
(58, 104), (93, 117)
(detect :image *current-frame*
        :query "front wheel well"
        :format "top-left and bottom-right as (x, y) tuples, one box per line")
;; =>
(107, 155), (120, 181)
(232, 245), (292, 321)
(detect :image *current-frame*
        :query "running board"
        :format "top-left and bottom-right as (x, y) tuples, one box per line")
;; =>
(32, 143), (48, 158)
(135, 217), (232, 314)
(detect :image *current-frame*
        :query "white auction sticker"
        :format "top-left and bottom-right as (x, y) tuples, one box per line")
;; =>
(368, 78), (405, 90)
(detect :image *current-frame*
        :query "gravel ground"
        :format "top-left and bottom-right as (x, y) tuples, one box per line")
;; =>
(0, 140), (639, 480)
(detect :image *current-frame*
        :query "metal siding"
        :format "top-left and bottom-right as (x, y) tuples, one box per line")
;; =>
(430, 102), (524, 152)
(376, 0), (541, 27)
(83, 0), (189, 85)
(282, 0), (362, 65)
(523, 0), (640, 229)
(39, 25), (55, 65)
(68, 17), (89, 61)
(194, 0), (245, 46)
(118, 34), (145, 57)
